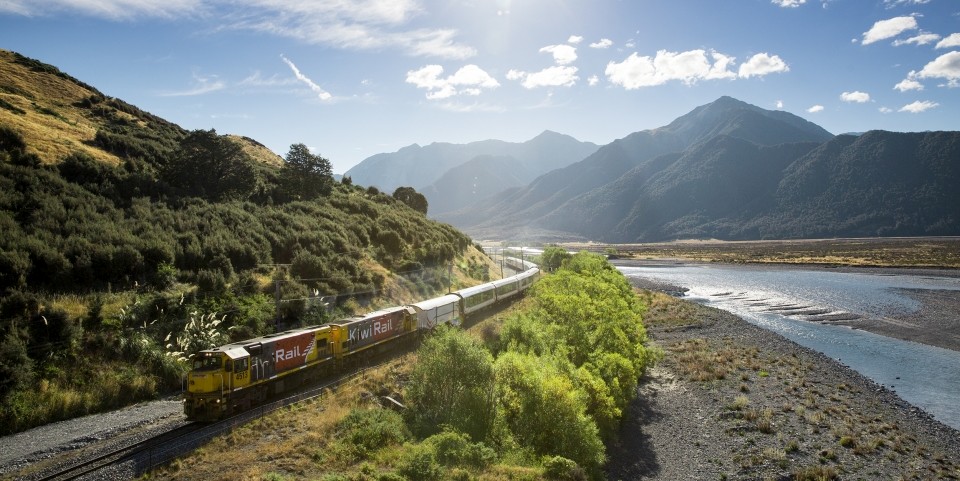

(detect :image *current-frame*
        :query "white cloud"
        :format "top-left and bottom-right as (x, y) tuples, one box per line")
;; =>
(539, 44), (578, 65)
(605, 49), (740, 89)
(892, 33), (940, 46)
(589, 38), (614, 49)
(406, 64), (499, 99)
(0, 0), (202, 19)
(11, 0), (478, 59)
(281, 55), (332, 100)
(840, 91), (871, 103)
(807, 105), (824, 113)
(160, 73), (225, 97)
(587, 75), (600, 86)
(568, 35), (583, 44)
(772, 0), (806, 7)
(861, 16), (918, 45)
(894, 75), (924, 91)
(917, 51), (960, 87)
(936, 33), (960, 49)
(230, 1), (475, 59)
(879, 106), (894, 113)
(508, 66), (579, 89)
(239, 70), (298, 87)
(899, 100), (939, 112)
(737, 53), (789, 78)
(884, 0), (930, 7)
(776, 100), (784, 109)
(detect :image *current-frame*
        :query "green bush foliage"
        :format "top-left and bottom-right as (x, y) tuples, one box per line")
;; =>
(403, 252), (653, 479)
(538, 246), (572, 272)
(335, 408), (410, 460)
(406, 325), (496, 441)
(0, 119), (471, 434)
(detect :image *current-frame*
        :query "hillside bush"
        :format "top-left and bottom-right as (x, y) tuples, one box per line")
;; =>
(406, 325), (496, 441)
(0, 104), (472, 434)
(336, 408), (410, 459)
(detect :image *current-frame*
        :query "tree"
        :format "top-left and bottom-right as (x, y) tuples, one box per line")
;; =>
(280, 143), (334, 200)
(406, 325), (496, 441)
(162, 129), (257, 201)
(392, 186), (428, 215)
(494, 351), (605, 470)
(540, 246), (572, 272)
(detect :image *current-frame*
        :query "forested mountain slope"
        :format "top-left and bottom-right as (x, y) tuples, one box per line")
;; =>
(0, 50), (477, 434)
(444, 96), (960, 243)
(447, 96), (837, 240)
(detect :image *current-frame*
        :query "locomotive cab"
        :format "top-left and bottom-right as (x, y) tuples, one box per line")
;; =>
(184, 347), (250, 421)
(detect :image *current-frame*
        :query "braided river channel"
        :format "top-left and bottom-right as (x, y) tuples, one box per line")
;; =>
(616, 263), (960, 431)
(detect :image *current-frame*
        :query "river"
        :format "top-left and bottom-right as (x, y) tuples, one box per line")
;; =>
(616, 262), (960, 431)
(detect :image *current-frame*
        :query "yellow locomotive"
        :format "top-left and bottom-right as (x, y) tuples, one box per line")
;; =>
(184, 263), (539, 421)
(185, 306), (415, 421)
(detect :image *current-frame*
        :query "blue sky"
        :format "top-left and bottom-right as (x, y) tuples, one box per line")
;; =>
(1, 0), (958, 173)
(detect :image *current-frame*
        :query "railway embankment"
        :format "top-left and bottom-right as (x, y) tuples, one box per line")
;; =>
(607, 290), (960, 480)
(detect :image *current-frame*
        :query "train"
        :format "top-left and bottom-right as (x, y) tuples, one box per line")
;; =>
(183, 260), (539, 421)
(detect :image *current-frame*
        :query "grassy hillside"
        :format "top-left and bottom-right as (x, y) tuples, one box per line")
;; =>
(0, 50), (485, 434)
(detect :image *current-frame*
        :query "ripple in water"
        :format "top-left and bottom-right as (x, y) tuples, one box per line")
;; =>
(619, 264), (960, 430)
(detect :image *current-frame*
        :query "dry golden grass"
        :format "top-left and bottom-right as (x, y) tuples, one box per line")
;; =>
(227, 134), (284, 167)
(0, 50), (122, 166)
(591, 237), (960, 268)
(150, 357), (411, 481)
(637, 290), (701, 328)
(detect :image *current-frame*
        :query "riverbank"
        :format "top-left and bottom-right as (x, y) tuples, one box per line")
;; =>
(614, 258), (960, 353)
(608, 291), (960, 479)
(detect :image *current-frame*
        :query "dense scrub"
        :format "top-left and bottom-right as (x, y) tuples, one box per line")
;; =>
(0, 122), (470, 434)
(333, 252), (655, 480)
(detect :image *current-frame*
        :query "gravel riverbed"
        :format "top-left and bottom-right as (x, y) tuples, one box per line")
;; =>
(607, 286), (960, 480)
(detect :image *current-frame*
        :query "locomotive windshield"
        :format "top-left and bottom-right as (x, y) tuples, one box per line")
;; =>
(192, 354), (222, 371)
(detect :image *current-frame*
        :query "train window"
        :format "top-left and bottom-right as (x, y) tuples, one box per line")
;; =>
(235, 358), (249, 373)
(316, 339), (328, 351)
(193, 356), (221, 371)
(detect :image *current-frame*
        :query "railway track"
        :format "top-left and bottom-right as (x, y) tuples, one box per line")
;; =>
(17, 354), (409, 481)
(33, 422), (202, 481)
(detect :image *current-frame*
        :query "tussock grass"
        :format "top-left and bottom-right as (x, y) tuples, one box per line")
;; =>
(792, 464), (838, 481)
(612, 237), (960, 268)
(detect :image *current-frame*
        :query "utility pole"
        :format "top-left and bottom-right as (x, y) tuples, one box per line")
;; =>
(274, 279), (282, 330)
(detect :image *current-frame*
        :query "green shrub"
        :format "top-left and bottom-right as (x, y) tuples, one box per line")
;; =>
(543, 456), (586, 481)
(398, 443), (442, 481)
(336, 408), (410, 458)
(406, 326), (496, 441)
(424, 429), (497, 467)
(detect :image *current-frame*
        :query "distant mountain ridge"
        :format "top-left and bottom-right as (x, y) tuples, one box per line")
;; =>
(344, 130), (600, 213)
(440, 97), (960, 242)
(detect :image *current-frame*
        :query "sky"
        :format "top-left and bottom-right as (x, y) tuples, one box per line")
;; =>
(1, 0), (958, 174)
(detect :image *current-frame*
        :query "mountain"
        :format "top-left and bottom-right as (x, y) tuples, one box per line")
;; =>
(420, 155), (528, 215)
(765, 130), (960, 238)
(449, 97), (960, 242)
(446, 96), (835, 239)
(343, 130), (599, 194)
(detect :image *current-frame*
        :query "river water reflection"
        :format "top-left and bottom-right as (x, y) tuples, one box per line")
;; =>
(616, 263), (960, 431)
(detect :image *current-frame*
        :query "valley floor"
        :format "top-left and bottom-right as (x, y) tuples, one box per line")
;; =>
(607, 295), (960, 480)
